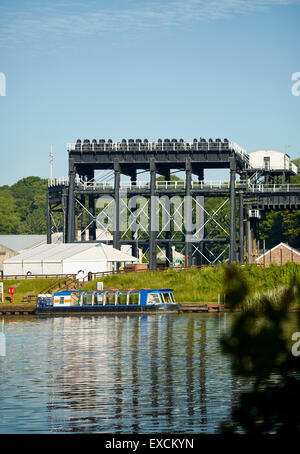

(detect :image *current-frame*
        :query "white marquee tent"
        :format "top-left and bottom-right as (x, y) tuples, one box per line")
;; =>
(3, 243), (138, 277)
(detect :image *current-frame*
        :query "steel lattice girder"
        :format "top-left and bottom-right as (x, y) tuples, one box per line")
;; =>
(74, 194), (231, 243)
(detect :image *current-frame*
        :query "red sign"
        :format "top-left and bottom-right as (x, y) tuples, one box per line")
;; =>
(8, 287), (15, 295)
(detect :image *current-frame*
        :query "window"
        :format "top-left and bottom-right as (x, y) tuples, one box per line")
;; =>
(82, 293), (93, 306)
(128, 292), (140, 305)
(105, 293), (116, 305)
(162, 293), (172, 304)
(117, 292), (128, 305)
(59, 297), (65, 305)
(70, 292), (81, 306)
(147, 293), (161, 304)
(95, 292), (104, 305)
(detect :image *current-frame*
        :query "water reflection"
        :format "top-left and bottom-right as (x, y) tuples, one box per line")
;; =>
(0, 313), (237, 433)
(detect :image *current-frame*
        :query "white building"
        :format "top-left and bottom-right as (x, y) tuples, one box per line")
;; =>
(0, 234), (62, 271)
(0, 231), (137, 272)
(157, 246), (185, 265)
(248, 150), (297, 174)
(3, 243), (138, 278)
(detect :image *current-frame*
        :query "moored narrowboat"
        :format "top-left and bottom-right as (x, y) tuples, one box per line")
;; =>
(35, 288), (179, 314)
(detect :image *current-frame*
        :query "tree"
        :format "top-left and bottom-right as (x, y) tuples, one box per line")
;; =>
(0, 176), (48, 234)
(220, 265), (300, 433)
(0, 189), (21, 233)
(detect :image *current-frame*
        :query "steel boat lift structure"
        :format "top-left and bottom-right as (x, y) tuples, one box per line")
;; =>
(47, 138), (299, 268)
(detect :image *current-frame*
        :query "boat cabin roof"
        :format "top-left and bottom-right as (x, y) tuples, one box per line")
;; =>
(53, 288), (173, 296)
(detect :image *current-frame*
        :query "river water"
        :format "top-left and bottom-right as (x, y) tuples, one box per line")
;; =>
(0, 313), (245, 433)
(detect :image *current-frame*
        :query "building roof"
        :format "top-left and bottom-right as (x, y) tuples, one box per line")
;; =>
(249, 149), (288, 156)
(256, 242), (300, 261)
(4, 242), (138, 264)
(0, 235), (46, 252)
(157, 246), (185, 262)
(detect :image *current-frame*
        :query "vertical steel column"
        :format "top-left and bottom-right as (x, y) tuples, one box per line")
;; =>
(62, 189), (68, 244)
(252, 219), (258, 261)
(185, 159), (192, 267)
(46, 192), (52, 244)
(113, 162), (121, 250)
(149, 161), (157, 269)
(245, 209), (252, 264)
(229, 159), (237, 263)
(131, 170), (139, 258)
(197, 169), (205, 265)
(239, 192), (244, 264)
(67, 166), (76, 243)
(164, 169), (172, 267)
(87, 171), (96, 241)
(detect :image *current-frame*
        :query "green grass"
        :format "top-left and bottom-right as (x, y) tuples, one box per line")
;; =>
(84, 266), (225, 302)
(2, 263), (300, 306)
(84, 263), (300, 304)
(0, 278), (69, 305)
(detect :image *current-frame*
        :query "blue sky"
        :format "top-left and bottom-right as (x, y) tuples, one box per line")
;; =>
(0, 0), (299, 185)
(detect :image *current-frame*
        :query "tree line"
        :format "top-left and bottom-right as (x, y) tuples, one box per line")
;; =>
(0, 176), (47, 234)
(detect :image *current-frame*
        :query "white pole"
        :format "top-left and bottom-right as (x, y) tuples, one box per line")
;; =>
(0, 282), (3, 304)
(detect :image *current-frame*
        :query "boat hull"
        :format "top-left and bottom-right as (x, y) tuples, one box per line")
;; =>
(34, 304), (180, 315)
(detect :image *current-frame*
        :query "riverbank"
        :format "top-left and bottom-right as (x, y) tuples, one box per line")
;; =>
(1, 263), (300, 309)
(0, 303), (225, 315)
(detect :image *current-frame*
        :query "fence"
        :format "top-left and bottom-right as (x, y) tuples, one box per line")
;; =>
(0, 273), (77, 281)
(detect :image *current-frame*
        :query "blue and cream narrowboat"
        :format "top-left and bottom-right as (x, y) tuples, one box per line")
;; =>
(35, 288), (179, 314)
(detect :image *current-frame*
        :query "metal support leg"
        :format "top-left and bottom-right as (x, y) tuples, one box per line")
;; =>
(164, 169), (172, 267)
(197, 166), (205, 264)
(67, 169), (76, 243)
(62, 190), (68, 244)
(113, 168), (121, 250)
(245, 214), (251, 264)
(185, 160), (192, 267)
(229, 164), (236, 263)
(149, 163), (157, 269)
(130, 171), (139, 258)
(239, 193), (244, 264)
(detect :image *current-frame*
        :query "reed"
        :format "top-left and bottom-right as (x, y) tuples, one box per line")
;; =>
(242, 285), (300, 311)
